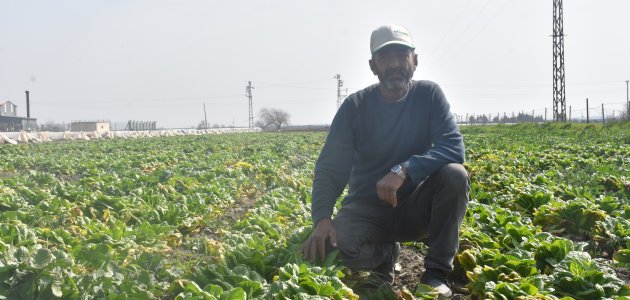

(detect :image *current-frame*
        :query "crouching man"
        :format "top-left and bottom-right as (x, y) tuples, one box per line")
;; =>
(301, 24), (470, 298)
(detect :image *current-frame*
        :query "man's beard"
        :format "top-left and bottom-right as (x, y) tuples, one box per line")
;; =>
(378, 68), (413, 91)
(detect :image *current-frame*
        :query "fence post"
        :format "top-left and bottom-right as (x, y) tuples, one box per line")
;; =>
(601, 103), (605, 125)
(586, 98), (590, 124)
(568, 106), (571, 122)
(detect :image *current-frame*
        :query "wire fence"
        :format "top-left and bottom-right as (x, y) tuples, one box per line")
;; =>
(455, 100), (630, 125)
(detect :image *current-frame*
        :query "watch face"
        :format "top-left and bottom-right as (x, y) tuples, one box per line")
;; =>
(391, 164), (405, 179)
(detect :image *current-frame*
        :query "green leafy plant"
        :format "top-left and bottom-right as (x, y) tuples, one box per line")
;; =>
(550, 251), (629, 299)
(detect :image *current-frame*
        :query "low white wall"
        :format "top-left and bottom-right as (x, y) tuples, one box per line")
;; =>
(0, 127), (261, 144)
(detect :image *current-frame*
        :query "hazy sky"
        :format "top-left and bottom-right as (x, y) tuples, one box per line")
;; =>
(2, 0), (629, 128)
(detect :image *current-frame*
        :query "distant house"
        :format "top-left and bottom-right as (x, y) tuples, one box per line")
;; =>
(0, 100), (37, 131)
(0, 101), (18, 117)
(70, 121), (111, 132)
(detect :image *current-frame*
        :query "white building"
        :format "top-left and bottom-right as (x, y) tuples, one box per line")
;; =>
(0, 101), (18, 117)
(70, 121), (111, 132)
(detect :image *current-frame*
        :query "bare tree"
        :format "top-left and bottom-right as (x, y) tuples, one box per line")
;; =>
(258, 108), (290, 130)
(196, 120), (207, 130)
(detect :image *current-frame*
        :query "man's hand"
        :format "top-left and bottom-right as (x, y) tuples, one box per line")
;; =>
(376, 172), (405, 207)
(301, 218), (337, 262)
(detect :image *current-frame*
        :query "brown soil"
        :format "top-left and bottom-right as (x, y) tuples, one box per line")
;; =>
(223, 197), (256, 222)
(393, 245), (425, 288)
(0, 171), (18, 178)
(614, 265), (630, 284)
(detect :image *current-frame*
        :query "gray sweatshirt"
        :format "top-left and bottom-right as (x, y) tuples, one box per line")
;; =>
(311, 80), (465, 224)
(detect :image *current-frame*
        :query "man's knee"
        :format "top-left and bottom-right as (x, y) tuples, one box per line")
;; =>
(334, 231), (357, 256)
(436, 163), (469, 193)
(332, 217), (364, 261)
(332, 231), (373, 271)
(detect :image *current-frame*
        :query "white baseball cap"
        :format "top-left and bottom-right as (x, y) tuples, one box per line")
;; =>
(370, 24), (416, 55)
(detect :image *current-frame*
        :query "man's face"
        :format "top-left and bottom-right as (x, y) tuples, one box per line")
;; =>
(370, 45), (417, 92)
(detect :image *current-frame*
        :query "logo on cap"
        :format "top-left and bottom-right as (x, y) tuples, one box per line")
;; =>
(370, 24), (415, 55)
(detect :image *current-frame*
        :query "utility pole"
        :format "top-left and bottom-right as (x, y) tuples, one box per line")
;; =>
(246, 81), (254, 129)
(334, 74), (347, 109)
(203, 103), (208, 129)
(552, 0), (567, 122)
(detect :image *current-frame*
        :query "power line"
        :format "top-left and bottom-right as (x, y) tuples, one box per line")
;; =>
(436, 1), (509, 70)
(423, 0), (472, 59)
(35, 95), (245, 105)
(31, 79), (624, 108)
(429, 0), (506, 68)
(442, 80), (627, 88)
(255, 78), (333, 85)
(254, 82), (334, 90)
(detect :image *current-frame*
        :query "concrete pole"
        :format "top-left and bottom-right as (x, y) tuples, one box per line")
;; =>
(203, 103), (208, 129)
(586, 98), (590, 124)
(626, 80), (629, 120)
(25, 91), (30, 118)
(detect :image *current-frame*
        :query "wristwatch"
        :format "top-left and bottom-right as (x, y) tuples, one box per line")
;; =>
(390, 163), (407, 180)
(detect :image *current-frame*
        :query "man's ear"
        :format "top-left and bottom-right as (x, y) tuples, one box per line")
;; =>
(369, 59), (378, 76)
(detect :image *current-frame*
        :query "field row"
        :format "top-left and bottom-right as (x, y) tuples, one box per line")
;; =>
(0, 123), (629, 299)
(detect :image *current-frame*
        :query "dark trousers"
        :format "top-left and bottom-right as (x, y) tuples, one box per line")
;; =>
(332, 163), (469, 273)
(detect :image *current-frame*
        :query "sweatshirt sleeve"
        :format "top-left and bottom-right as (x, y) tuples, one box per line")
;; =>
(310, 100), (356, 224)
(406, 84), (465, 183)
